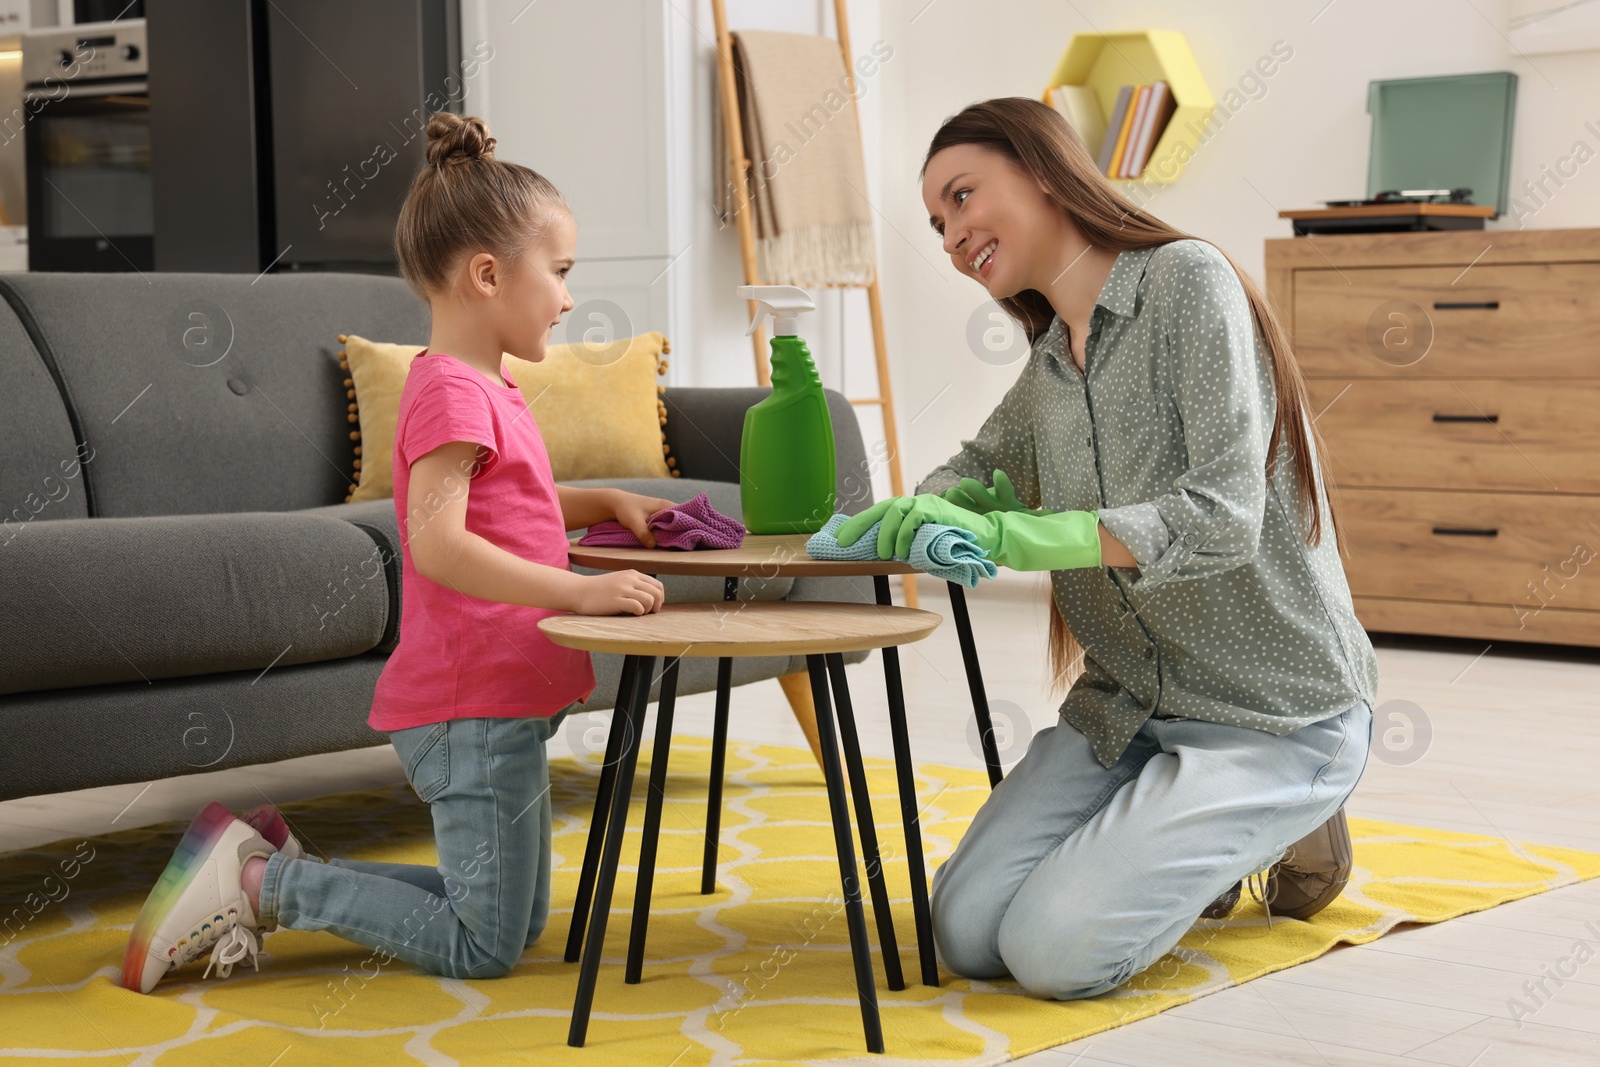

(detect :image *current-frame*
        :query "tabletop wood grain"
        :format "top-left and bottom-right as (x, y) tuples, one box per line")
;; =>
(537, 600), (942, 657)
(568, 533), (918, 578)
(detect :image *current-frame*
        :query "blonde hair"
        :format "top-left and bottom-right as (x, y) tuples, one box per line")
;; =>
(922, 97), (1343, 696)
(394, 113), (569, 299)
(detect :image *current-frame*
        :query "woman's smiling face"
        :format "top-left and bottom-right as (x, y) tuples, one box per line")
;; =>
(922, 143), (1058, 298)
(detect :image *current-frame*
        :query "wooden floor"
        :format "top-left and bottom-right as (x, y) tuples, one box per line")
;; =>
(5, 575), (1598, 1066)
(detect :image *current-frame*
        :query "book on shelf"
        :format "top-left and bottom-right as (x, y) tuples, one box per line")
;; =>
(1074, 80), (1177, 179)
(1048, 84), (1106, 159)
(1106, 85), (1139, 178)
(1114, 85), (1150, 177)
(1095, 85), (1133, 175)
(1124, 81), (1175, 178)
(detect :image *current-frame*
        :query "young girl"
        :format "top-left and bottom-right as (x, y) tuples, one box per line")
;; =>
(839, 97), (1378, 1000)
(123, 113), (674, 994)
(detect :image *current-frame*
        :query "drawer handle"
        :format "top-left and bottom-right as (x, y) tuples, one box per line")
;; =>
(1431, 526), (1499, 537)
(1432, 413), (1499, 423)
(1432, 300), (1500, 310)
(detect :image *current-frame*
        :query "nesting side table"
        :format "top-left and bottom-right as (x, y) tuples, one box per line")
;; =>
(541, 599), (941, 1053)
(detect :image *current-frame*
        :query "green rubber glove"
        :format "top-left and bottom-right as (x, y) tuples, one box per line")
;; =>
(838, 494), (996, 560)
(940, 469), (1054, 517)
(984, 507), (1103, 571)
(836, 494), (1102, 571)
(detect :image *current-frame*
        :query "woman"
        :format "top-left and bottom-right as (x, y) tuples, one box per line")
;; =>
(837, 97), (1377, 1000)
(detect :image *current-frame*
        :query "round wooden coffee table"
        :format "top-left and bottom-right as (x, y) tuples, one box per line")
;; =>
(568, 533), (1004, 989)
(570, 532), (1006, 784)
(541, 600), (941, 1053)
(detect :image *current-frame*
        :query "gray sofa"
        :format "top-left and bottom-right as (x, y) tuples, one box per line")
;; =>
(0, 272), (875, 803)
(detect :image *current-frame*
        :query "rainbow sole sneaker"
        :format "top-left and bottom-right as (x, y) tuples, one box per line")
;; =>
(121, 801), (275, 994)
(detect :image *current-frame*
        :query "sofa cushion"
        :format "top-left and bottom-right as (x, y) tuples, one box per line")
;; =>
(0, 273), (428, 518)
(0, 301), (90, 529)
(0, 511), (390, 697)
(563, 477), (796, 603)
(298, 498), (402, 653)
(0, 652), (395, 799)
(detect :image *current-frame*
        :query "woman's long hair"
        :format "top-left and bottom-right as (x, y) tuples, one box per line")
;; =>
(921, 97), (1343, 696)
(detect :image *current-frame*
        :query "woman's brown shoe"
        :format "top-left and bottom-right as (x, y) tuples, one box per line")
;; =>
(1200, 879), (1241, 919)
(1263, 805), (1353, 922)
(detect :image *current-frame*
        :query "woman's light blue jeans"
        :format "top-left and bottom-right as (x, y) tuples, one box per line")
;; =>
(256, 706), (575, 984)
(931, 697), (1373, 999)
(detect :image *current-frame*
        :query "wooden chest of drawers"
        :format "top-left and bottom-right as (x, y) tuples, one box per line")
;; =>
(1265, 228), (1600, 647)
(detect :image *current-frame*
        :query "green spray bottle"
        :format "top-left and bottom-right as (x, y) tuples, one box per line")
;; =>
(737, 284), (836, 534)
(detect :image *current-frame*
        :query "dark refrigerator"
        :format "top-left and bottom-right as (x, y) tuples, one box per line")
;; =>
(148, 0), (463, 273)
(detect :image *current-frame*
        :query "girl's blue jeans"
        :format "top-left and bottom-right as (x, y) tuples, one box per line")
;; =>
(931, 697), (1373, 1000)
(256, 705), (576, 982)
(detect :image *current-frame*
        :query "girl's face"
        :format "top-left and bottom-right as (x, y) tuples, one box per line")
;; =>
(497, 210), (577, 362)
(922, 143), (1060, 299)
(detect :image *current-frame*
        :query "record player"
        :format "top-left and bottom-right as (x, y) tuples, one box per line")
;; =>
(1279, 187), (1495, 236)
(1278, 71), (1515, 237)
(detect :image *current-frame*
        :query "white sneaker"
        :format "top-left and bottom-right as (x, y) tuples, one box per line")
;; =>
(121, 801), (275, 994)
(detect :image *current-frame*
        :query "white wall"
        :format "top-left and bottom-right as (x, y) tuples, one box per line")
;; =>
(467, 0), (1600, 505)
(465, 0), (896, 493)
(660, 0), (893, 501)
(874, 0), (1600, 493)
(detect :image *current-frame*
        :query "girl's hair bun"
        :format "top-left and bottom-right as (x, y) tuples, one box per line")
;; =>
(426, 112), (497, 167)
(397, 111), (568, 298)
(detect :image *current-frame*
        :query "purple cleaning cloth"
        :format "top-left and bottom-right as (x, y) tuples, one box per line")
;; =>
(577, 492), (746, 550)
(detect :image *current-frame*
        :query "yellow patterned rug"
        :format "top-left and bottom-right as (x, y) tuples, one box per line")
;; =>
(4, 737), (1600, 1066)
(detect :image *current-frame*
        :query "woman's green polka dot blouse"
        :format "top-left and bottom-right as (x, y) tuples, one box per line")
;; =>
(916, 239), (1379, 769)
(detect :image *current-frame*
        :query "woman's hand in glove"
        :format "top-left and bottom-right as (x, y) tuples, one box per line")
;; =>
(941, 469), (1053, 517)
(835, 494), (997, 561)
(838, 493), (1103, 571)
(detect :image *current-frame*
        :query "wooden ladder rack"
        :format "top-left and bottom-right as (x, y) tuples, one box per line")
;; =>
(711, 0), (916, 608)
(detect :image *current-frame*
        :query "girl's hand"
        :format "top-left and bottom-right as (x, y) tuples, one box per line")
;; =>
(612, 491), (678, 549)
(573, 570), (666, 615)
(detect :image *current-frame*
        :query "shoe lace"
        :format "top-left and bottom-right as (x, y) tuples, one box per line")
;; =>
(199, 922), (262, 980)
(1245, 866), (1277, 930)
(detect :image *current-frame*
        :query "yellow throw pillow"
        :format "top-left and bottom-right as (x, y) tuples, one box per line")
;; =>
(340, 335), (422, 504)
(338, 331), (677, 504)
(502, 331), (677, 482)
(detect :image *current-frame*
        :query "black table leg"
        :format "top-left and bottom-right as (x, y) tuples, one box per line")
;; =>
(823, 651), (905, 993)
(569, 654), (655, 1048)
(947, 581), (1002, 788)
(565, 653), (638, 962)
(806, 653), (884, 1054)
(873, 575), (939, 987)
(625, 654), (681, 984)
(702, 575), (739, 894)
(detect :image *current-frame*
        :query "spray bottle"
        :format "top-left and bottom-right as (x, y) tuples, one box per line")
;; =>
(737, 284), (836, 534)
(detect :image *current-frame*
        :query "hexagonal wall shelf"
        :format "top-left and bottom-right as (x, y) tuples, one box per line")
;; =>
(1043, 30), (1215, 184)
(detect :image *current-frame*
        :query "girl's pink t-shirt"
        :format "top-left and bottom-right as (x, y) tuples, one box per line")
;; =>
(368, 350), (596, 732)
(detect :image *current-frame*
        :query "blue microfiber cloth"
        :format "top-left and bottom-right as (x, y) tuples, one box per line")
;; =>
(806, 512), (998, 589)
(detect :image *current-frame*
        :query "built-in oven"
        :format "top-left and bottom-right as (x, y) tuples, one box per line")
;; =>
(22, 19), (151, 272)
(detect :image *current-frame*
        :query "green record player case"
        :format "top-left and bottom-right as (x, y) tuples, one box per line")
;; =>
(1366, 71), (1518, 217)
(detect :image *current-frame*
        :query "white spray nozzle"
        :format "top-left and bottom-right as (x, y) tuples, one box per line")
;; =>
(738, 284), (815, 338)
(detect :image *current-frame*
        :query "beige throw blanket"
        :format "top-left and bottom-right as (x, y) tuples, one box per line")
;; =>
(714, 30), (876, 286)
